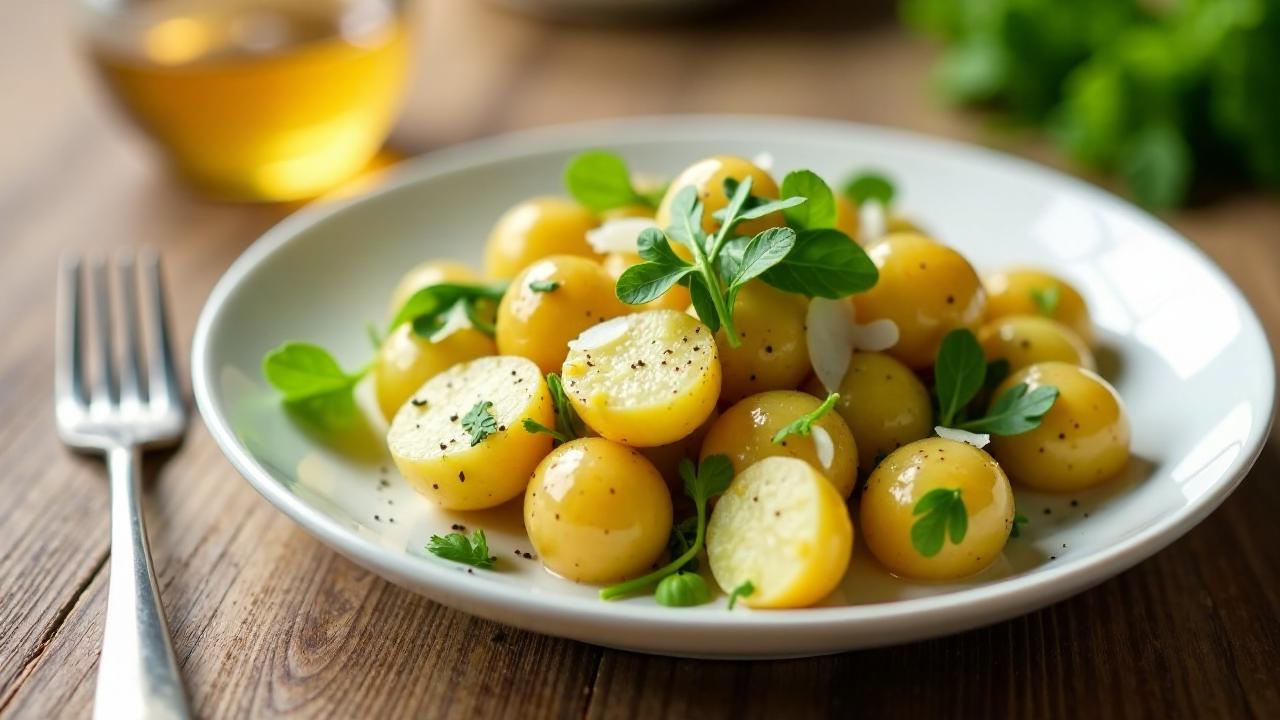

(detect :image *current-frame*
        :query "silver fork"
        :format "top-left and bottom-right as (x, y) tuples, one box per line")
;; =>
(56, 253), (191, 720)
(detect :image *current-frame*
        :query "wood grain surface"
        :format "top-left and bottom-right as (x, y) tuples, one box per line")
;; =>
(2, 1), (1278, 717)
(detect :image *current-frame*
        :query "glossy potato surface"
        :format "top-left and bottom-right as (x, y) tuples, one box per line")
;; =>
(701, 391), (857, 498)
(989, 362), (1130, 492)
(984, 267), (1093, 345)
(826, 352), (934, 472)
(655, 155), (782, 237)
(496, 255), (628, 374)
(860, 438), (1014, 580)
(710, 282), (810, 404)
(562, 310), (720, 447)
(484, 197), (599, 279)
(706, 457), (853, 608)
(852, 233), (985, 369)
(388, 356), (554, 510)
(373, 323), (496, 420)
(524, 438), (673, 584)
(978, 315), (1095, 372)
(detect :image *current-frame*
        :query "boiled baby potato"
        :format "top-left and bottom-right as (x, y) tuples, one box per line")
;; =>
(988, 362), (1130, 492)
(386, 260), (479, 318)
(978, 315), (1095, 372)
(708, 282), (810, 404)
(706, 456), (853, 608)
(561, 310), (720, 447)
(860, 438), (1014, 581)
(496, 255), (629, 374)
(984, 267), (1093, 345)
(601, 251), (692, 312)
(524, 437), (673, 584)
(388, 356), (554, 510)
(807, 351), (934, 473)
(852, 233), (986, 369)
(484, 197), (599, 279)
(700, 391), (857, 498)
(373, 323), (496, 420)
(655, 155), (782, 237)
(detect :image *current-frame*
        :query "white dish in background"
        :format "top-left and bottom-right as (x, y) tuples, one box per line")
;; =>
(192, 116), (1274, 658)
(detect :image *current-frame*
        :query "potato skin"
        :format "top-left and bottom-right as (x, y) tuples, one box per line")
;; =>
(988, 362), (1130, 492)
(708, 282), (811, 405)
(978, 315), (1095, 372)
(496, 255), (629, 374)
(816, 352), (934, 474)
(524, 438), (673, 584)
(860, 438), (1014, 581)
(655, 155), (782, 237)
(700, 391), (857, 498)
(387, 356), (555, 510)
(852, 233), (986, 369)
(706, 457), (853, 608)
(373, 323), (497, 420)
(484, 197), (599, 279)
(984, 267), (1093, 345)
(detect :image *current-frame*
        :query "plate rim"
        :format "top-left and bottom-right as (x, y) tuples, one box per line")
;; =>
(191, 114), (1276, 650)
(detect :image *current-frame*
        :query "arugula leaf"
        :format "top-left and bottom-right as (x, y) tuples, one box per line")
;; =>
(600, 455), (734, 601)
(1010, 513), (1029, 539)
(959, 383), (1060, 435)
(529, 280), (561, 293)
(1030, 285), (1061, 317)
(911, 488), (967, 557)
(759, 228), (879, 298)
(461, 400), (499, 446)
(842, 172), (896, 205)
(563, 150), (649, 211)
(615, 262), (695, 305)
(933, 329), (987, 427)
(772, 392), (840, 444)
(654, 572), (712, 607)
(262, 342), (369, 428)
(727, 580), (755, 610)
(780, 170), (837, 229)
(522, 373), (584, 445)
(427, 529), (496, 569)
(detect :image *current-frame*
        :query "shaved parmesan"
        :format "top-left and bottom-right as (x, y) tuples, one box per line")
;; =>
(568, 316), (629, 351)
(751, 151), (775, 172)
(806, 298), (856, 393)
(427, 300), (472, 343)
(585, 217), (657, 255)
(935, 426), (991, 449)
(859, 200), (887, 243)
(852, 318), (899, 352)
(811, 425), (835, 470)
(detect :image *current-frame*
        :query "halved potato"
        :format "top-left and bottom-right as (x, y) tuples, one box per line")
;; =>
(388, 356), (554, 510)
(706, 456), (853, 608)
(561, 310), (720, 447)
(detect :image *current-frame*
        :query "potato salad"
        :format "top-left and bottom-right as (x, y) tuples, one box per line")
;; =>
(264, 151), (1131, 609)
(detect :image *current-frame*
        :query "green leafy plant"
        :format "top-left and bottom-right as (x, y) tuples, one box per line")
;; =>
(461, 400), (499, 446)
(911, 488), (968, 557)
(772, 393), (840, 444)
(388, 282), (505, 340)
(427, 529), (496, 569)
(262, 343), (368, 427)
(615, 177), (877, 347)
(522, 373), (586, 446)
(727, 580), (755, 610)
(842, 172), (897, 205)
(528, 280), (561, 293)
(1030, 286), (1061, 317)
(563, 150), (665, 211)
(600, 455), (734, 601)
(932, 329), (1059, 434)
(1010, 512), (1030, 539)
(655, 572), (713, 607)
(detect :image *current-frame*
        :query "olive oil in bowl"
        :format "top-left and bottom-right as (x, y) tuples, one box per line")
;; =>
(86, 0), (409, 201)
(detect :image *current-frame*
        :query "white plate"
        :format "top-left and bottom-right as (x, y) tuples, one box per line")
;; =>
(192, 116), (1275, 658)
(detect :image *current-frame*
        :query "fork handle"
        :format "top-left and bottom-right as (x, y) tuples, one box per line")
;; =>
(95, 446), (191, 720)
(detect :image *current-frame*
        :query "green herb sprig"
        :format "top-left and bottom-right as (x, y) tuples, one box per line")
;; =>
(461, 400), (499, 446)
(600, 455), (734, 601)
(772, 393), (840, 444)
(1010, 513), (1030, 539)
(262, 343), (369, 427)
(933, 329), (1059, 434)
(655, 572), (713, 607)
(842, 171), (897, 206)
(727, 580), (755, 610)
(521, 373), (585, 446)
(388, 282), (506, 341)
(911, 488), (968, 557)
(427, 529), (496, 569)
(1030, 285), (1061, 317)
(563, 150), (665, 211)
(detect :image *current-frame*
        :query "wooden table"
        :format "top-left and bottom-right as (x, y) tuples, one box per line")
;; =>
(3, 1), (1278, 717)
